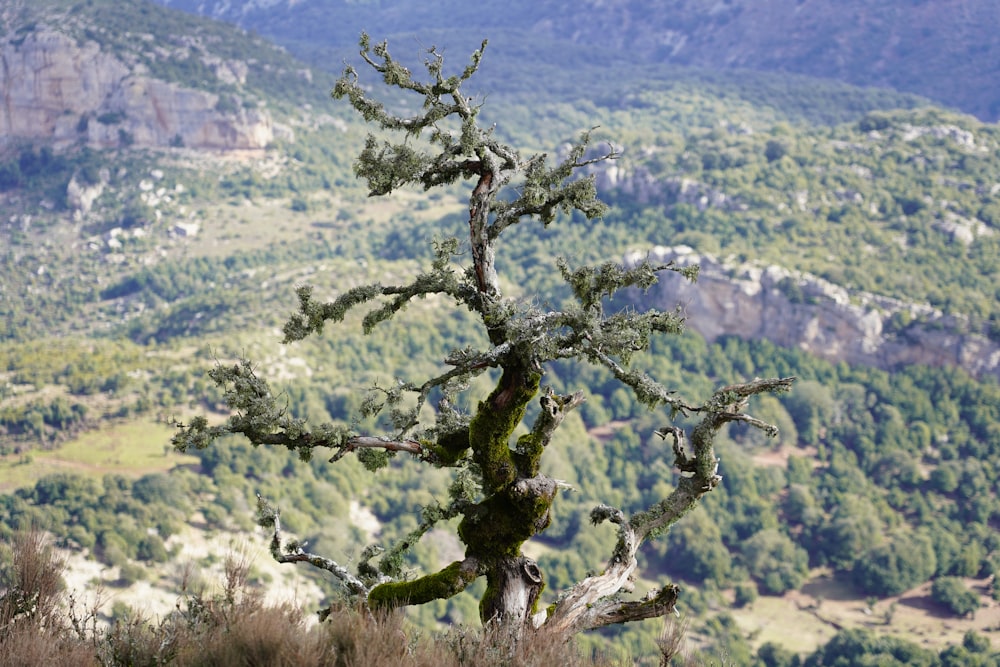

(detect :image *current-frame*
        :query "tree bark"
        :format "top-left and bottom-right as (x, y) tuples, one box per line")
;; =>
(480, 556), (544, 627)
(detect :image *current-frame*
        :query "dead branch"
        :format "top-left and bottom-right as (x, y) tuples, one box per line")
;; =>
(540, 376), (795, 636)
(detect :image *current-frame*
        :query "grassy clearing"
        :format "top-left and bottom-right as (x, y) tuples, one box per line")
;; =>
(0, 420), (199, 493)
(186, 188), (463, 260)
(730, 569), (1000, 655)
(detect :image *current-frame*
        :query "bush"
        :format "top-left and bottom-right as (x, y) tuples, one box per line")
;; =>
(659, 507), (732, 584)
(97, 532), (131, 567)
(733, 580), (758, 608)
(214, 95), (239, 114)
(96, 111), (126, 125)
(805, 628), (936, 667)
(741, 529), (809, 594)
(930, 577), (980, 617)
(757, 641), (800, 667)
(116, 562), (146, 587)
(851, 531), (936, 596)
(962, 630), (990, 653)
(764, 140), (787, 162)
(0, 160), (22, 190)
(135, 535), (168, 563)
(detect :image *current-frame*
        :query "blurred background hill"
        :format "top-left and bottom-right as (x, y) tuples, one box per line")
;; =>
(153, 0), (1000, 122)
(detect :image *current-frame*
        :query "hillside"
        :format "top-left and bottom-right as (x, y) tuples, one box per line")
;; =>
(1, 0), (999, 663)
(0, 0), (349, 151)
(151, 0), (1000, 122)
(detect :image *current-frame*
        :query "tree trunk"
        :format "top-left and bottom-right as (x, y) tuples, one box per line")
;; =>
(480, 556), (543, 628)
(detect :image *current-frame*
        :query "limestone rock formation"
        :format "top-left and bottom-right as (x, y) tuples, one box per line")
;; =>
(0, 27), (273, 152)
(66, 173), (106, 217)
(628, 246), (1000, 381)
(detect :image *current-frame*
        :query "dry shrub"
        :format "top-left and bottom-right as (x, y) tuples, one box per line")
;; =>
(322, 606), (433, 667)
(440, 622), (616, 667)
(315, 607), (614, 667)
(658, 616), (699, 667)
(119, 550), (333, 667)
(0, 533), (640, 666)
(0, 529), (98, 667)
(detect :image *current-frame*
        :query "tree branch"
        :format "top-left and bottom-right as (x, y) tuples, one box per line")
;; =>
(327, 436), (424, 462)
(514, 387), (585, 477)
(540, 376), (795, 636)
(256, 494), (372, 598)
(367, 558), (480, 611)
(491, 132), (617, 236)
(587, 347), (693, 414)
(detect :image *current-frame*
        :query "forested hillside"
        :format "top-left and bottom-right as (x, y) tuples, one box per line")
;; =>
(1, 0), (998, 663)
(152, 0), (1000, 122)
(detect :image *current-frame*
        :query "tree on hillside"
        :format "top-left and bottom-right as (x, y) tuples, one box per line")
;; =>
(173, 34), (794, 640)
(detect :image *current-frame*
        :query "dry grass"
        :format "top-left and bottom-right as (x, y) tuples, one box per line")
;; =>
(0, 529), (634, 667)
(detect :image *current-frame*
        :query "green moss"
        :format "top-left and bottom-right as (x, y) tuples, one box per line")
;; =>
(468, 368), (540, 492)
(531, 578), (545, 616)
(455, 369), (559, 567)
(458, 480), (556, 563)
(513, 431), (544, 477)
(479, 575), (499, 621)
(367, 560), (478, 611)
(425, 426), (470, 466)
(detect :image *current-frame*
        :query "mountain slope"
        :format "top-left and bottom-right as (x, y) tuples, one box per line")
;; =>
(3, 1), (997, 359)
(0, 0), (343, 152)
(151, 0), (1000, 121)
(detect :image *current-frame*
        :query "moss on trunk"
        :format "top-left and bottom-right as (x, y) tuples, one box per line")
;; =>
(468, 367), (539, 492)
(367, 559), (478, 611)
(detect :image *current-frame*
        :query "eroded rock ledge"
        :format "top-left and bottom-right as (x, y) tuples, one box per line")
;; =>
(629, 245), (999, 381)
(0, 27), (273, 151)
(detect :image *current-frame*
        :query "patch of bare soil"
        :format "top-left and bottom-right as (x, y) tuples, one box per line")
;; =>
(751, 444), (819, 469)
(732, 570), (1000, 655)
(588, 420), (633, 443)
(58, 524), (326, 626)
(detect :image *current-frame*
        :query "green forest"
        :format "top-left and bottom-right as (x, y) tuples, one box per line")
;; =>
(2, 1), (999, 664)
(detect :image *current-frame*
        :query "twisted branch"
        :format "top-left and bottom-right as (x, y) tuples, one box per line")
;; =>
(541, 376), (795, 636)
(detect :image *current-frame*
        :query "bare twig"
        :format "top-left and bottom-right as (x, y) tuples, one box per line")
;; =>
(258, 494), (371, 597)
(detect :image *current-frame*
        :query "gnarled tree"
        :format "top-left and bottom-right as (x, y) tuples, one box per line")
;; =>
(173, 34), (794, 640)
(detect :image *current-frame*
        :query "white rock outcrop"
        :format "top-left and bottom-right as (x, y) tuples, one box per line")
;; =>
(628, 246), (1000, 381)
(66, 175), (105, 215)
(0, 28), (272, 151)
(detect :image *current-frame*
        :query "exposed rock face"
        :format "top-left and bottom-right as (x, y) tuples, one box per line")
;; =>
(594, 166), (742, 212)
(0, 28), (272, 151)
(628, 246), (1000, 381)
(66, 173), (105, 216)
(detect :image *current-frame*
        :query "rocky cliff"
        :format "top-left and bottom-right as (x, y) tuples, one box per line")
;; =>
(629, 246), (1000, 381)
(0, 27), (273, 152)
